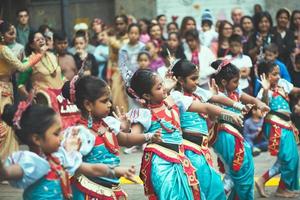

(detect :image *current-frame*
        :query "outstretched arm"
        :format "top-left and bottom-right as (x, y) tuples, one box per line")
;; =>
(188, 101), (243, 126)
(76, 163), (137, 182)
(117, 124), (161, 147)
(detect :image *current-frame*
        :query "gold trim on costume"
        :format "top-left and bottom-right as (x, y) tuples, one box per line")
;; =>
(265, 114), (292, 128)
(146, 143), (180, 160)
(76, 175), (125, 198)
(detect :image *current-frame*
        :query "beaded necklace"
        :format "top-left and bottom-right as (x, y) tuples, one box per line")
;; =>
(77, 117), (120, 155)
(40, 53), (57, 77)
(148, 101), (179, 133)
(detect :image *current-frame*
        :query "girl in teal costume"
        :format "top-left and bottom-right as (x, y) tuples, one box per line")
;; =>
(255, 61), (300, 198)
(61, 75), (161, 200)
(0, 103), (136, 200)
(127, 69), (243, 200)
(170, 59), (253, 200)
(209, 59), (269, 200)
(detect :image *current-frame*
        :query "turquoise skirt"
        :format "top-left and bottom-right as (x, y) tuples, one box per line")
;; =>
(151, 154), (195, 200)
(23, 178), (63, 200)
(185, 150), (226, 200)
(212, 130), (254, 200)
(264, 122), (299, 190)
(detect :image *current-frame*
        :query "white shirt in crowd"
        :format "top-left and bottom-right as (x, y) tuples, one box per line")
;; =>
(184, 45), (216, 89)
(224, 54), (252, 90)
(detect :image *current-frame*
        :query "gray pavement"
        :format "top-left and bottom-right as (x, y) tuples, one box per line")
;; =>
(1, 146), (299, 200)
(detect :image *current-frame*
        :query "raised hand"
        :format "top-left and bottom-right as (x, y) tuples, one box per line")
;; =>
(40, 44), (48, 54)
(232, 114), (244, 127)
(258, 103), (270, 115)
(122, 166), (138, 183)
(64, 127), (81, 152)
(115, 166), (138, 183)
(113, 106), (130, 132)
(209, 78), (219, 95)
(150, 129), (162, 143)
(242, 104), (254, 115)
(259, 73), (270, 91)
(164, 70), (178, 92)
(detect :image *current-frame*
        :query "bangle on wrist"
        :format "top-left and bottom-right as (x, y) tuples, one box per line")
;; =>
(106, 165), (116, 179)
(219, 112), (235, 124)
(233, 102), (245, 111)
(144, 133), (153, 143)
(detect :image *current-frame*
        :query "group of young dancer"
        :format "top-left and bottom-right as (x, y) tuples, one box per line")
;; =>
(0, 54), (299, 200)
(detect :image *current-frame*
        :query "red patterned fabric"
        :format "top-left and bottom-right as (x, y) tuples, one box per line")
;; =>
(47, 155), (72, 200)
(77, 118), (120, 155)
(140, 145), (200, 199)
(218, 124), (244, 171)
(41, 88), (80, 129)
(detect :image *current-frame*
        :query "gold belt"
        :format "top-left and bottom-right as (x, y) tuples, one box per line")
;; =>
(75, 175), (122, 198)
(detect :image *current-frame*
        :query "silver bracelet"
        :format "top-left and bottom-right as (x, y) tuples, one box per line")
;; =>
(106, 165), (116, 179)
(144, 133), (154, 143)
(219, 112), (236, 124)
(233, 102), (245, 111)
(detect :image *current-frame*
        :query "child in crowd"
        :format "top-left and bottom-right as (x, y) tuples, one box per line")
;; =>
(127, 69), (243, 199)
(62, 75), (161, 199)
(146, 40), (164, 72)
(243, 106), (268, 156)
(119, 23), (145, 76)
(165, 32), (186, 59)
(256, 61), (300, 198)
(73, 34), (98, 76)
(232, 24), (243, 36)
(253, 43), (292, 96)
(167, 22), (179, 34)
(0, 102), (136, 200)
(199, 9), (218, 48)
(93, 29), (109, 80)
(138, 19), (151, 44)
(184, 29), (216, 89)
(225, 34), (252, 94)
(137, 51), (151, 69)
(264, 43), (291, 82)
(53, 32), (77, 81)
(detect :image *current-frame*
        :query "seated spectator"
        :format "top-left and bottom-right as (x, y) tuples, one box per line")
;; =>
(243, 106), (268, 156)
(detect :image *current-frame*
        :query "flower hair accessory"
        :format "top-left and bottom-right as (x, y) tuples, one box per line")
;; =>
(70, 75), (79, 103)
(215, 58), (232, 74)
(119, 49), (133, 87)
(69, 57), (87, 103)
(127, 87), (146, 105)
(13, 90), (36, 130)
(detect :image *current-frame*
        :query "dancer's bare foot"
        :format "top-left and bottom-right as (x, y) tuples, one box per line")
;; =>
(255, 178), (269, 198)
(276, 188), (298, 198)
